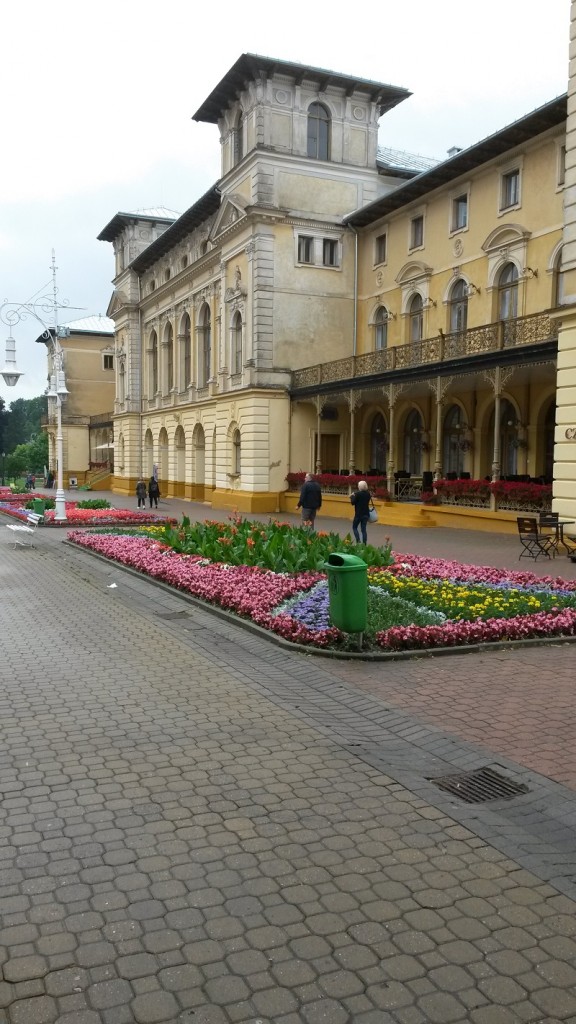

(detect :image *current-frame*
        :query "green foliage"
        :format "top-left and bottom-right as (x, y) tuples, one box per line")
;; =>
(2, 396), (48, 452)
(5, 434), (48, 479)
(25, 498), (55, 509)
(365, 589), (443, 633)
(76, 499), (111, 509)
(153, 514), (394, 573)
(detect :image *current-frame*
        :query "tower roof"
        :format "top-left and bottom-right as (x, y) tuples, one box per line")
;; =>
(192, 53), (410, 124)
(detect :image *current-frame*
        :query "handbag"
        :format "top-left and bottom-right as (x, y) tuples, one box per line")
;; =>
(368, 502), (378, 523)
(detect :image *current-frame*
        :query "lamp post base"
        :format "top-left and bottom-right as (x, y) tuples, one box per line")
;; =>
(54, 488), (67, 522)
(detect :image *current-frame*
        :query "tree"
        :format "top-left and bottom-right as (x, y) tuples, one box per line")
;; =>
(5, 435), (48, 482)
(3, 396), (48, 451)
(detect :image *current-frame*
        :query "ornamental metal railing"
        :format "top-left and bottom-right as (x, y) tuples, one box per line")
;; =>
(292, 311), (557, 390)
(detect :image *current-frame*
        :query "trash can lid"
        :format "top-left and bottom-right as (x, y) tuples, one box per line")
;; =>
(325, 552), (367, 568)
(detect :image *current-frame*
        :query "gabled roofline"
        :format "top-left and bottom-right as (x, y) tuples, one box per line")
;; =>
(345, 94), (567, 229)
(192, 53), (411, 124)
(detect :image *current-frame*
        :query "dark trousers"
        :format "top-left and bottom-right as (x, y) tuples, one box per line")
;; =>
(149, 497), (158, 508)
(353, 514), (368, 544)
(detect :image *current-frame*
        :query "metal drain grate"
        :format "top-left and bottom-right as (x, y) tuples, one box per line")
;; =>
(427, 766), (530, 804)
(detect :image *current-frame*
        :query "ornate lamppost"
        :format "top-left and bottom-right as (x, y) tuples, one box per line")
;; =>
(0, 252), (82, 522)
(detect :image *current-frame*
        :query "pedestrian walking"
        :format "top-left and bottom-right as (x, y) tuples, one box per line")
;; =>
(136, 477), (147, 509)
(148, 476), (160, 509)
(296, 473), (322, 529)
(350, 479), (372, 544)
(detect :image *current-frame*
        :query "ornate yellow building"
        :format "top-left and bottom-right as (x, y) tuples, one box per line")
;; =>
(98, 52), (574, 525)
(40, 316), (115, 486)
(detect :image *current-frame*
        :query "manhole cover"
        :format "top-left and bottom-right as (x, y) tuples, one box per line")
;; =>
(427, 766), (530, 804)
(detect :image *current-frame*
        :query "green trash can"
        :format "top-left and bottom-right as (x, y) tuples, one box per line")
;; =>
(323, 552), (368, 632)
(32, 498), (45, 516)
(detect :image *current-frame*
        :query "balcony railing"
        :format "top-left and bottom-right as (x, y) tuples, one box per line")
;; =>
(292, 311), (557, 390)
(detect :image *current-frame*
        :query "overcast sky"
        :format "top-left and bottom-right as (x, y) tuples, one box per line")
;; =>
(0, 0), (570, 401)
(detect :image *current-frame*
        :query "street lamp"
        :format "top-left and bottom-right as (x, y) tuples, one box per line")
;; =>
(0, 252), (82, 522)
(1, 452), (5, 487)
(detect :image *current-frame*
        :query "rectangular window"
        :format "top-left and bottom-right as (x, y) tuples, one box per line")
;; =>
(410, 215), (424, 249)
(374, 232), (387, 265)
(452, 194), (468, 231)
(322, 239), (339, 267)
(298, 235), (314, 263)
(558, 144), (566, 187)
(103, 354), (114, 370)
(501, 169), (520, 210)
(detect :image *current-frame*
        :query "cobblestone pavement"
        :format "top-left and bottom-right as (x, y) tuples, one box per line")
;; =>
(1, 522), (576, 1022)
(326, 645), (576, 792)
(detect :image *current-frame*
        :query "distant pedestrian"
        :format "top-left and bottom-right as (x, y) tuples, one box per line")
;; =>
(350, 479), (372, 544)
(148, 476), (160, 509)
(296, 473), (322, 529)
(136, 478), (147, 509)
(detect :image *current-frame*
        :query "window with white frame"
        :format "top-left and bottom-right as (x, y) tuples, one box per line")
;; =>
(374, 232), (387, 265)
(232, 429), (241, 475)
(500, 168), (520, 210)
(231, 312), (243, 375)
(558, 144), (566, 187)
(410, 215), (424, 250)
(103, 353), (114, 371)
(451, 193), (468, 232)
(322, 239), (339, 267)
(409, 293), (424, 341)
(374, 306), (389, 350)
(296, 234), (341, 268)
(298, 235), (314, 264)
(307, 102), (330, 160)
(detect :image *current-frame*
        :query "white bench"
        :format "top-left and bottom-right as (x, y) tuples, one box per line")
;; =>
(6, 511), (44, 547)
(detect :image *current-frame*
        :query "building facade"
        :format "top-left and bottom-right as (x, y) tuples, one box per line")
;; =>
(40, 316), (115, 485)
(99, 52), (575, 523)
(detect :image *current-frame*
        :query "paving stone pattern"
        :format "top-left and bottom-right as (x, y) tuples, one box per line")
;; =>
(1, 532), (576, 1022)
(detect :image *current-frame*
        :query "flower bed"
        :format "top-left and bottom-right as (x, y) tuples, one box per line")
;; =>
(0, 502), (175, 527)
(68, 524), (576, 655)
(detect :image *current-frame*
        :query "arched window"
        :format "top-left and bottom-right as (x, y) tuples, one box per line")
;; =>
(374, 307), (388, 351)
(164, 324), (174, 393)
(442, 404), (467, 477)
(307, 102), (330, 160)
(498, 263), (519, 347)
(500, 398), (519, 476)
(232, 429), (241, 475)
(409, 294), (423, 342)
(182, 314), (191, 388)
(403, 408), (424, 476)
(553, 249), (565, 307)
(231, 312), (243, 375)
(369, 413), (388, 472)
(449, 279), (468, 333)
(233, 111), (243, 164)
(199, 305), (211, 387)
(498, 262), (518, 320)
(150, 331), (158, 396)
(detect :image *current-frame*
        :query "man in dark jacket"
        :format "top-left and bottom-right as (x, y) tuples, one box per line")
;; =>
(297, 473), (322, 529)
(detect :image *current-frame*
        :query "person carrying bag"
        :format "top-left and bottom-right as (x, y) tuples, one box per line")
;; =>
(350, 479), (373, 544)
